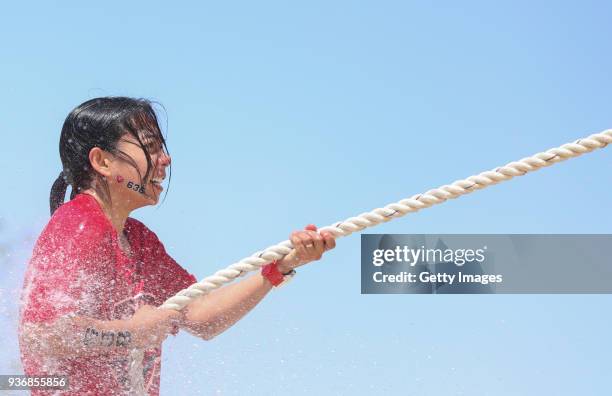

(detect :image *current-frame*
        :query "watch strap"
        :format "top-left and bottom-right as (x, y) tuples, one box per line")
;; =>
(261, 260), (294, 287)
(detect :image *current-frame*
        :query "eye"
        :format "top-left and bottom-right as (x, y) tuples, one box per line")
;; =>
(142, 139), (162, 152)
(146, 143), (157, 151)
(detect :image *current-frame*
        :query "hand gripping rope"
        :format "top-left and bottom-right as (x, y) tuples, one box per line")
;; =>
(127, 129), (612, 395)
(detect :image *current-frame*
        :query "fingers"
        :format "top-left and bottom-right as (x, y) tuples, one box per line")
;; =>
(131, 305), (181, 348)
(165, 310), (183, 327)
(290, 230), (308, 262)
(297, 230), (323, 260)
(304, 224), (336, 252)
(289, 224), (337, 265)
(321, 231), (336, 251)
(300, 227), (325, 259)
(155, 311), (180, 343)
(290, 231), (317, 262)
(147, 331), (170, 349)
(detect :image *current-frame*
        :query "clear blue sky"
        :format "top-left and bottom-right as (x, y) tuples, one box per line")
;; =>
(1, 1), (611, 395)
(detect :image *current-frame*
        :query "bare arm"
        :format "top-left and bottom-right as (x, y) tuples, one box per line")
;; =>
(180, 226), (336, 340)
(21, 305), (181, 359)
(180, 271), (275, 340)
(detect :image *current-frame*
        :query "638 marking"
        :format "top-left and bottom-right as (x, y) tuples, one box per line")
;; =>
(127, 181), (145, 194)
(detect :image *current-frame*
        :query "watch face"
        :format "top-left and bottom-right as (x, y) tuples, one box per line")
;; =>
(277, 271), (296, 288)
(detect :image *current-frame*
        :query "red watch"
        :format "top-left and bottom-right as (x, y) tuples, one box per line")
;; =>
(261, 260), (296, 287)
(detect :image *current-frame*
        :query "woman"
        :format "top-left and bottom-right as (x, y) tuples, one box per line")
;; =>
(18, 97), (336, 395)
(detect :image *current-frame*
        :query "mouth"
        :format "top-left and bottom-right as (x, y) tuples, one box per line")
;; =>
(150, 176), (165, 191)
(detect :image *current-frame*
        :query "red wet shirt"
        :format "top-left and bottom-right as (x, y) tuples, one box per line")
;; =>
(18, 193), (197, 395)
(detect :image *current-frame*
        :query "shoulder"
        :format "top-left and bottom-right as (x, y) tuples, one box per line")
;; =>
(124, 220), (197, 301)
(26, 195), (115, 281)
(37, 194), (113, 253)
(125, 217), (166, 255)
(125, 217), (160, 243)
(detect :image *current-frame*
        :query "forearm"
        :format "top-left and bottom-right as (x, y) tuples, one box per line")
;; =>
(181, 271), (275, 340)
(22, 316), (142, 359)
(180, 234), (324, 340)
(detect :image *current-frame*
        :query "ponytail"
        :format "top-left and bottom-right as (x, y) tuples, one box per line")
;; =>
(49, 171), (69, 216)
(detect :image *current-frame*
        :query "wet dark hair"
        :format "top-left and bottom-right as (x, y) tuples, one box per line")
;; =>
(49, 97), (171, 215)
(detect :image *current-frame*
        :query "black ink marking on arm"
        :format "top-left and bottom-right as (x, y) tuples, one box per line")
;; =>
(83, 327), (99, 346)
(116, 331), (132, 347)
(82, 327), (132, 347)
(101, 331), (115, 347)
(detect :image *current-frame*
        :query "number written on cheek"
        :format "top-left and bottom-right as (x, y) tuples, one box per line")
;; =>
(126, 181), (146, 194)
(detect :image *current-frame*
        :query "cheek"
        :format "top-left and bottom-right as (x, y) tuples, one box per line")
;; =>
(112, 162), (153, 198)
(115, 156), (150, 182)
(112, 144), (154, 192)
(115, 164), (141, 182)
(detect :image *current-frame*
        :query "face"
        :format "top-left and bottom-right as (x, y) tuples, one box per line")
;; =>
(107, 132), (171, 210)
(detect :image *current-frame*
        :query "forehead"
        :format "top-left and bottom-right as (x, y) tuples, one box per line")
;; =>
(120, 130), (163, 146)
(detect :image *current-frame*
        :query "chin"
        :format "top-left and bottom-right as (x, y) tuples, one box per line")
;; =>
(144, 195), (159, 205)
(133, 193), (158, 209)
(148, 193), (161, 204)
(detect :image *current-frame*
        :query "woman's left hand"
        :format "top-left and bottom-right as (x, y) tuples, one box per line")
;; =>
(276, 224), (336, 273)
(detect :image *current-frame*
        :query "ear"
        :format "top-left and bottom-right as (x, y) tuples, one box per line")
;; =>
(89, 147), (113, 178)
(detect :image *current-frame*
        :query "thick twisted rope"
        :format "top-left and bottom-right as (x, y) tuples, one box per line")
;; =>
(128, 129), (612, 394)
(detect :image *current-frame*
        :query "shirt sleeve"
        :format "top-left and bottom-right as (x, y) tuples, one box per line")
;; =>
(161, 251), (197, 337)
(140, 227), (197, 335)
(160, 251), (198, 303)
(148, 236), (197, 302)
(20, 222), (115, 325)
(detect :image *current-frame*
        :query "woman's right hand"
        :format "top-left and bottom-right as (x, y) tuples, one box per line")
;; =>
(128, 305), (182, 348)
(276, 224), (336, 273)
